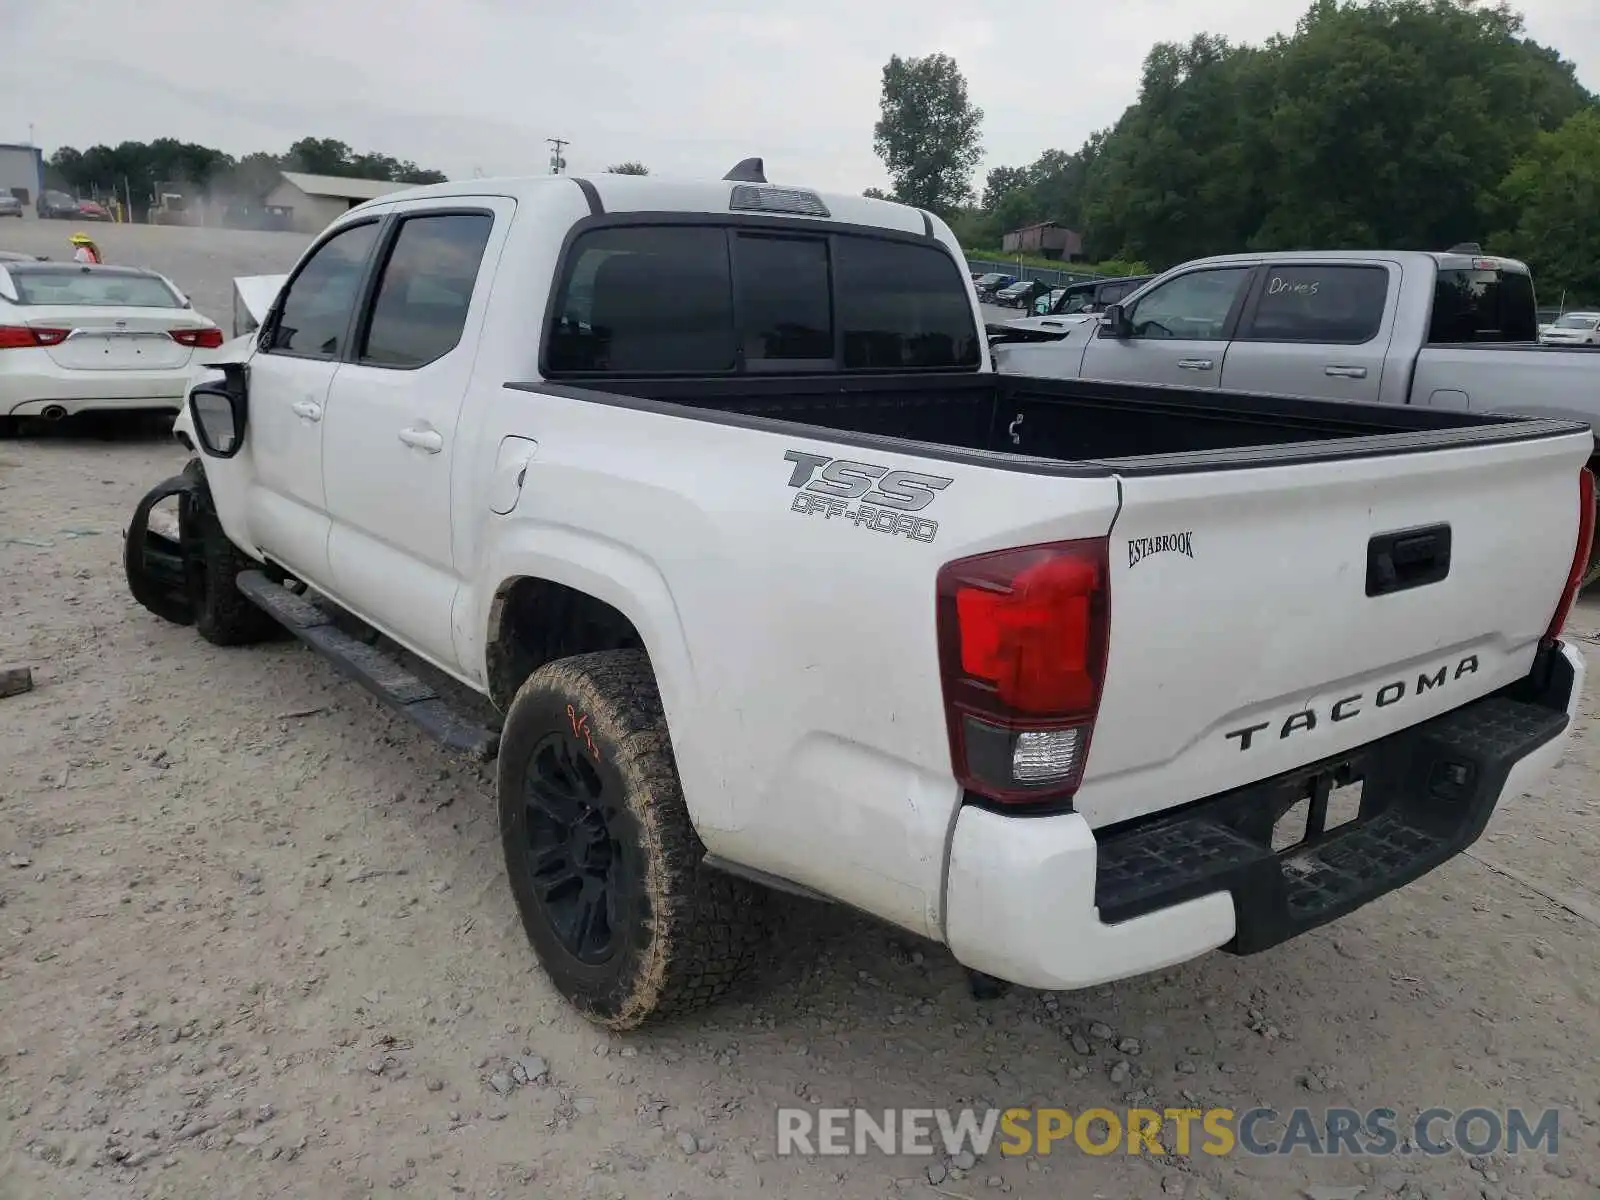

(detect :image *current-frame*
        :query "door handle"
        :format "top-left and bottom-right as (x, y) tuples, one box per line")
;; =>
(1177, 358), (1214, 370)
(398, 426), (444, 454)
(1325, 365), (1368, 379)
(290, 400), (322, 421)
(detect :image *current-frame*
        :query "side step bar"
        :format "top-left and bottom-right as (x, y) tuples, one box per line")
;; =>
(234, 570), (499, 761)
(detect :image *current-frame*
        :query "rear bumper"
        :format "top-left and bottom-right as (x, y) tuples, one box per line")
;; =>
(944, 639), (1584, 991)
(3, 371), (190, 416)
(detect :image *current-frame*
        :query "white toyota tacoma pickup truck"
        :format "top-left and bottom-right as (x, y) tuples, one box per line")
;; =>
(125, 163), (1595, 1028)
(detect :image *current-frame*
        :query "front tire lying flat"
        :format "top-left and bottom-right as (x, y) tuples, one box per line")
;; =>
(498, 649), (767, 1029)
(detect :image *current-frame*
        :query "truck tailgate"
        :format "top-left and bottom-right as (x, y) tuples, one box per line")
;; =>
(1075, 427), (1592, 827)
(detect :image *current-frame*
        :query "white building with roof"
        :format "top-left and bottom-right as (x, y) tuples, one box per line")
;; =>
(262, 171), (412, 233)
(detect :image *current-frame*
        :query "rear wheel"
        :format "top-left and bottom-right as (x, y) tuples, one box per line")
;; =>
(498, 649), (768, 1028)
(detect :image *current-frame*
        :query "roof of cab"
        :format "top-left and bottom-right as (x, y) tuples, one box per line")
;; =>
(350, 172), (936, 239)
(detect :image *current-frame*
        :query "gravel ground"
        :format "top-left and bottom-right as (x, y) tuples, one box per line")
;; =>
(3, 222), (1600, 1200)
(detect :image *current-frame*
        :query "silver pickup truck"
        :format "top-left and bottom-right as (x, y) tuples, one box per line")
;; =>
(994, 248), (1600, 580)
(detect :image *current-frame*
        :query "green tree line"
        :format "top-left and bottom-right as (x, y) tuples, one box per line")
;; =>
(872, 0), (1600, 299)
(46, 136), (447, 215)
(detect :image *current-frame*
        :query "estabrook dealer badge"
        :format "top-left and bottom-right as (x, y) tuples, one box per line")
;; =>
(1127, 531), (1194, 569)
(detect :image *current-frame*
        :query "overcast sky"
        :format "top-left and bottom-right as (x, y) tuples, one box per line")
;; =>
(4, 0), (1597, 193)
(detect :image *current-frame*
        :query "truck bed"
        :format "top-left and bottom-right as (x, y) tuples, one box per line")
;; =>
(528, 371), (1584, 473)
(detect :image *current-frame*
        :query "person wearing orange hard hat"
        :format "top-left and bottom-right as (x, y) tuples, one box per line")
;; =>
(69, 232), (103, 264)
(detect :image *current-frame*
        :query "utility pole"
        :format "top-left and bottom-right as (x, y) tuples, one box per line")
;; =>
(547, 138), (569, 175)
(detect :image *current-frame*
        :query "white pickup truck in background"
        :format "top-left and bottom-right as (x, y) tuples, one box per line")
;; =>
(126, 166), (1594, 1028)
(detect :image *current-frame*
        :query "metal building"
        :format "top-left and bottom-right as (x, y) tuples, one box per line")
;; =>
(0, 143), (45, 206)
(261, 171), (410, 234)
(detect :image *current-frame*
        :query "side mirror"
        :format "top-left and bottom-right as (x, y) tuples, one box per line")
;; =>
(189, 363), (248, 458)
(1101, 303), (1133, 339)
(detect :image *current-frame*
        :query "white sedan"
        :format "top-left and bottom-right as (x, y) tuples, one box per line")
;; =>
(1539, 311), (1600, 346)
(0, 262), (223, 429)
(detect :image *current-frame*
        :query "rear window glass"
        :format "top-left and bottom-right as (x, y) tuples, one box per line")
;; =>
(1428, 268), (1537, 343)
(1551, 314), (1599, 330)
(545, 225), (979, 374)
(1239, 265), (1389, 344)
(10, 270), (180, 308)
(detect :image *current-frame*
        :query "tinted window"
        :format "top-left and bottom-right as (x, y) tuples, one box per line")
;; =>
(732, 234), (831, 364)
(1239, 265), (1388, 344)
(1127, 268), (1250, 340)
(360, 213), (493, 368)
(1552, 314), (1600, 330)
(547, 226), (735, 374)
(835, 237), (980, 369)
(9, 270), (181, 308)
(1428, 268), (1537, 343)
(545, 225), (979, 375)
(267, 221), (380, 358)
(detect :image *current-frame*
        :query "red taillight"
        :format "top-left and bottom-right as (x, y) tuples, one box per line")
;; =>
(0, 325), (69, 349)
(170, 327), (224, 349)
(1545, 466), (1596, 641)
(937, 537), (1110, 805)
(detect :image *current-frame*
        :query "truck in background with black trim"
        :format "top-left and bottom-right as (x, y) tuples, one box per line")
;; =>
(126, 161), (1594, 1028)
(993, 248), (1600, 586)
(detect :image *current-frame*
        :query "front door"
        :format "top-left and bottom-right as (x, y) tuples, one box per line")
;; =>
(1079, 265), (1256, 389)
(243, 218), (382, 588)
(321, 203), (504, 671)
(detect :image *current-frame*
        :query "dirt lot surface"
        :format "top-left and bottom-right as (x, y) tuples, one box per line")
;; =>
(3, 223), (1600, 1200)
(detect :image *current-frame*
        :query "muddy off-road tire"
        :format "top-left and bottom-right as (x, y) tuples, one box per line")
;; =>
(498, 649), (767, 1028)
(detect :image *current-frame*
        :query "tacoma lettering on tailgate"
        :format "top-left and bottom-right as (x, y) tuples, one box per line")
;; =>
(782, 450), (952, 543)
(1224, 655), (1480, 751)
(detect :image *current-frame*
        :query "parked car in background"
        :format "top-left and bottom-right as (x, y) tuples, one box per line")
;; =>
(77, 199), (112, 222)
(973, 271), (1016, 300)
(992, 278), (1052, 309)
(0, 262), (220, 430)
(987, 274), (1157, 344)
(1540, 312), (1600, 346)
(37, 190), (80, 220)
(1037, 274), (1156, 317)
(0, 194), (23, 219)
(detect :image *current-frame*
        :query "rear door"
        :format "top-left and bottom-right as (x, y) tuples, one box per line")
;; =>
(1075, 428), (1590, 829)
(244, 217), (383, 588)
(1220, 261), (1397, 403)
(1079, 264), (1256, 388)
(322, 200), (506, 670)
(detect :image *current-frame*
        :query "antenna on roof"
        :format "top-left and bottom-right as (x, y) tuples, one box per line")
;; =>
(723, 157), (767, 183)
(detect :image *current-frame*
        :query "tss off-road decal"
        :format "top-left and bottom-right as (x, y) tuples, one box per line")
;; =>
(783, 450), (952, 543)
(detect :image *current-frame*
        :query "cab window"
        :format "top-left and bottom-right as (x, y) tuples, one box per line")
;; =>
(1238, 266), (1389, 344)
(1124, 268), (1251, 340)
(265, 221), (381, 359)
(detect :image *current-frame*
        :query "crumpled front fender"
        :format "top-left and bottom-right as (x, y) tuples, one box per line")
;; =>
(123, 460), (207, 626)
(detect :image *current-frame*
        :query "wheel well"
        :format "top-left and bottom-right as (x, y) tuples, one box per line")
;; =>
(486, 577), (645, 711)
